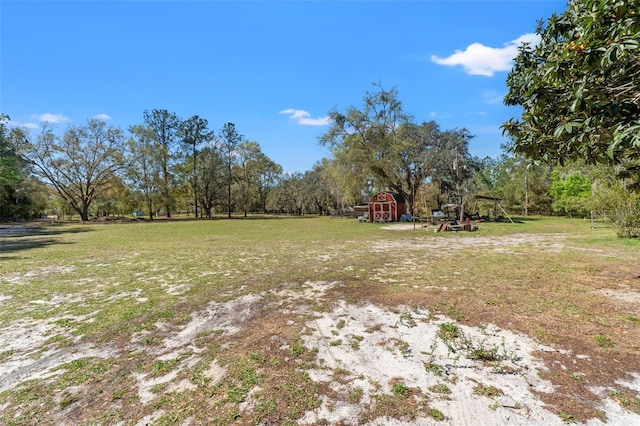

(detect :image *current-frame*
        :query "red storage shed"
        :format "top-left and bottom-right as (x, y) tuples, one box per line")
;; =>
(368, 191), (406, 222)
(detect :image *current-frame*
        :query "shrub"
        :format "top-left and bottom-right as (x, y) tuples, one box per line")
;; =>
(613, 199), (640, 238)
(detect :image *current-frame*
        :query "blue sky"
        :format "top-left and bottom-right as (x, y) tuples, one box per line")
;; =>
(2, 0), (567, 173)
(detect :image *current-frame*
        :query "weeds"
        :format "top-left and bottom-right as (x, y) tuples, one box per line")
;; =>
(225, 367), (263, 403)
(428, 407), (445, 421)
(620, 314), (639, 324)
(445, 302), (467, 322)
(391, 338), (412, 358)
(593, 334), (614, 347)
(151, 358), (179, 376)
(559, 411), (576, 423)
(399, 312), (417, 327)
(356, 379), (432, 423)
(250, 352), (266, 362)
(424, 361), (443, 376)
(349, 335), (364, 351)
(423, 334), (442, 377)
(437, 322), (516, 367)
(570, 372), (585, 382)
(348, 387), (364, 403)
(391, 383), (410, 396)
(467, 346), (501, 361)
(488, 400), (501, 411)
(428, 383), (452, 395)
(0, 349), (15, 362)
(59, 392), (80, 409)
(291, 340), (306, 357)
(609, 389), (640, 414)
(44, 334), (73, 348)
(473, 383), (503, 398)
(438, 322), (460, 342)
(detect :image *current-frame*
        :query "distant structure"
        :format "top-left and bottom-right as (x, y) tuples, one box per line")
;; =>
(368, 191), (406, 222)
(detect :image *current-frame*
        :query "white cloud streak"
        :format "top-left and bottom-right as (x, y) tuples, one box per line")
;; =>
(280, 108), (332, 126)
(7, 120), (39, 129)
(30, 113), (70, 124)
(94, 113), (111, 120)
(431, 33), (540, 77)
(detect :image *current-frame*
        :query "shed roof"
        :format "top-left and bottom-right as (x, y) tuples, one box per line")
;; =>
(369, 191), (406, 202)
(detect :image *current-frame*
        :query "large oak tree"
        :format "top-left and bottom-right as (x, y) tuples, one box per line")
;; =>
(27, 119), (125, 221)
(321, 84), (410, 199)
(322, 84), (477, 215)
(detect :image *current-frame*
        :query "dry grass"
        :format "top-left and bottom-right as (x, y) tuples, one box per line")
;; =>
(0, 216), (639, 424)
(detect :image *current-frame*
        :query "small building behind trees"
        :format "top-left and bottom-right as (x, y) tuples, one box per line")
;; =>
(368, 191), (406, 222)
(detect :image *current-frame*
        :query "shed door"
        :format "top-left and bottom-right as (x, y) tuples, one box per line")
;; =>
(373, 202), (393, 222)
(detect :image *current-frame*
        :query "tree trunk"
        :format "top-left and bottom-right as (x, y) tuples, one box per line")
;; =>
(147, 196), (153, 220)
(193, 143), (198, 219)
(227, 171), (232, 218)
(80, 205), (89, 222)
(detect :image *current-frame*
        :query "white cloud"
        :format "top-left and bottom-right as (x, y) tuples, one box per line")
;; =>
(431, 33), (540, 77)
(6, 120), (39, 129)
(280, 108), (332, 126)
(31, 113), (70, 124)
(94, 113), (111, 120)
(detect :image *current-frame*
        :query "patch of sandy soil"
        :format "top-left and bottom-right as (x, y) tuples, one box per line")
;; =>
(122, 278), (639, 425)
(593, 289), (640, 315)
(372, 231), (566, 254)
(126, 277), (639, 424)
(297, 301), (640, 425)
(0, 317), (117, 393)
(128, 294), (263, 408)
(380, 224), (426, 231)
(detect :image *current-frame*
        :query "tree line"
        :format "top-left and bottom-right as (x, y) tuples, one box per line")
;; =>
(1, 110), (288, 222)
(0, 95), (626, 228)
(0, 102), (494, 222)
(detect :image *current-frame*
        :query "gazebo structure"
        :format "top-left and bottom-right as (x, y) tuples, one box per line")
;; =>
(368, 191), (406, 222)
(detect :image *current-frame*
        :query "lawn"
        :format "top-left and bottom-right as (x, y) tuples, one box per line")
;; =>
(0, 216), (639, 425)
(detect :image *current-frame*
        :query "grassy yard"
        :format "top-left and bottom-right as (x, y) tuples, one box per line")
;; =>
(0, 216), (638, 425)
